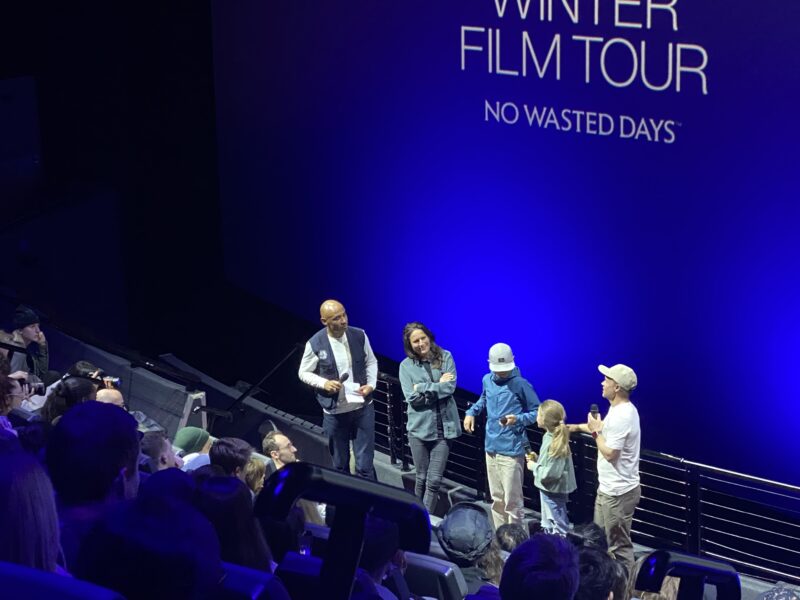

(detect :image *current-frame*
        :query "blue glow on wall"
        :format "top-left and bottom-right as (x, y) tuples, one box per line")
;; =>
(212, 1), (800, 484)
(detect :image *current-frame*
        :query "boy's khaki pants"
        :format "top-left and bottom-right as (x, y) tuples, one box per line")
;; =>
(485, 452), (526, 529)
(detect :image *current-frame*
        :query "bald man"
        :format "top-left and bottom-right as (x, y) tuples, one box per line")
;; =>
(298, 299), (378, 479)
(96, 388), (125, 408)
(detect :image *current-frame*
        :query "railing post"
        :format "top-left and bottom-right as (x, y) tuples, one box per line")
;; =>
(572, 434), (594, 524)
(384, 379), (398, 466)
(386, 377), (411, 472)
(397, 382), (410, 472)
(686, 464), (701, 555)
(474, 410), (489, 502)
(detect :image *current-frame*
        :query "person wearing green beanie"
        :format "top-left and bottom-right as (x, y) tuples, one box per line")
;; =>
(174, 427), (213, 472)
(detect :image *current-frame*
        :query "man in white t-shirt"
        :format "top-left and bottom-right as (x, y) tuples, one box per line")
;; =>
(571, 363), (641, 574)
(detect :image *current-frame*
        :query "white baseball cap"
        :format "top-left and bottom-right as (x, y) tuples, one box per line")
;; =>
(489, 343), (516, 372)
(598, 364), (637, 391)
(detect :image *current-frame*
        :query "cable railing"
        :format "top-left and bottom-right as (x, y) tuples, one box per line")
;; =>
(373, 373), (800, 586)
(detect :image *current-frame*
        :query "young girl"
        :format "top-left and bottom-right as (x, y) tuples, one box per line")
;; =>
(528, 399), (577, 535)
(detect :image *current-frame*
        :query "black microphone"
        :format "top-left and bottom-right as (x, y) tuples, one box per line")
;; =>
(339, 373), (349, 383)
(590, 403), (600, 419)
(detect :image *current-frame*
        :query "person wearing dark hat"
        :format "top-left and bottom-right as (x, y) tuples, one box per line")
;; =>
(436, 502), (504, 595)
(9, 305), (58, 385)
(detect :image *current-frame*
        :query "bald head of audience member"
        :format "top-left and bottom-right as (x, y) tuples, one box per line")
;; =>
(96, 388), (125, 408)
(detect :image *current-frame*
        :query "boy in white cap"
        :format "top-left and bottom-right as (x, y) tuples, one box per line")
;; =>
(464, 343), (539, 528)
(570, 363), (641, 573)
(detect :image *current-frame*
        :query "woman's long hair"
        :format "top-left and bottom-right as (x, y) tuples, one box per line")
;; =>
(539, 400), (571, 458)
(41, 376), (97, 424)
(0, 450), (63, 572)
(402, 322), (444, 368)
(476, 538), (505, 585)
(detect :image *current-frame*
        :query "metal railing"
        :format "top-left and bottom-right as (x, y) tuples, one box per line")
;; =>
(373, 374), (800, 586)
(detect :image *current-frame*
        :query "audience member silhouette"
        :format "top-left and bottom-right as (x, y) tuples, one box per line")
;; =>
(209, 436), (253, 481)
(499, 533), (580, 600)
(75, 493), (223, 599)
(45, 401), (140, 570)
(194, 475), (273, 572)
(0, 450), (65, 574)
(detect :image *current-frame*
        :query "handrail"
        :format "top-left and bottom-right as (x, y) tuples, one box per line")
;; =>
(685, 461), (800, 495)
(0, 294), (201, 388)
(374, 375), (800, 586)
(574, 432), (800, 495)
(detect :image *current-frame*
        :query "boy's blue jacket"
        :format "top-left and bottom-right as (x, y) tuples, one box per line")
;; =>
(466, 368), (540, 456)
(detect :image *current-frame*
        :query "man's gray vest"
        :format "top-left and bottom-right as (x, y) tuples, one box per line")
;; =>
(309, 326), (368, 411)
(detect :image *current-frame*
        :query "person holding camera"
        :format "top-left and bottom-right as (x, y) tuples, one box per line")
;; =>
(464, 343), (539, 529)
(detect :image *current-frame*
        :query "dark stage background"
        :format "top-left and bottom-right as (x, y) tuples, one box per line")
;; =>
(1, 1), (798, 485)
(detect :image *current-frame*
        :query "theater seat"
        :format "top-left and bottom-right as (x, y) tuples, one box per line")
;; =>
(217, 561), (291, 600)
(634, 550), (741, 600)
(0, 560), (124, 600)
(303, 521), (331, 556)
(275, 551), (324, 598)
(403, 551), (468, 600)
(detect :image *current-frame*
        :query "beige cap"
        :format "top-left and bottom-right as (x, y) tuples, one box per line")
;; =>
(598, 364), (637, 391)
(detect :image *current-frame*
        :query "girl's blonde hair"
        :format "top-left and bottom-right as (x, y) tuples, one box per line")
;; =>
(539, 399), (570, 458)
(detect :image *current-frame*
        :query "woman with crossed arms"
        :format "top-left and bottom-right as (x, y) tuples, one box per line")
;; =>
(398, 322), (462, 514)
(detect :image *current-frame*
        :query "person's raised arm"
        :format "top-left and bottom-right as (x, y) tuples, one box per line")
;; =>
(568, 423), (591, 434)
